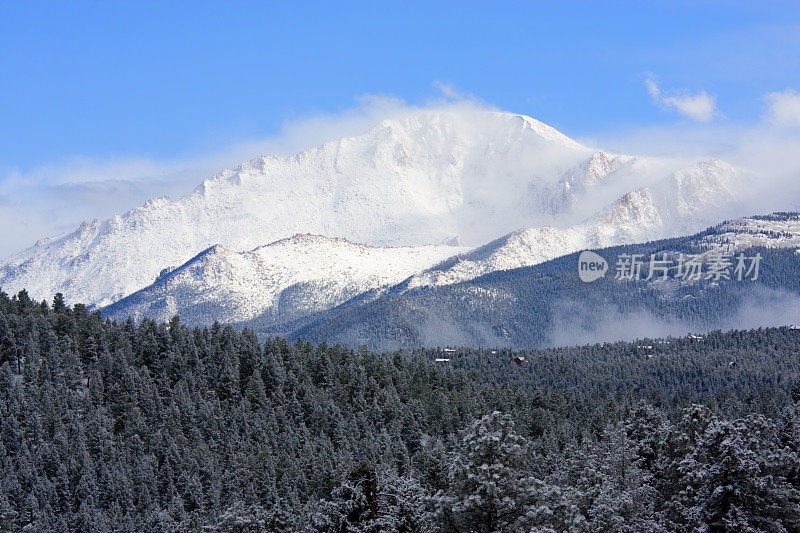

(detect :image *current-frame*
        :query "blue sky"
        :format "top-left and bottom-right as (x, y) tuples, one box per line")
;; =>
(1, 1), (800, 256)
(2, 1), (799, 167)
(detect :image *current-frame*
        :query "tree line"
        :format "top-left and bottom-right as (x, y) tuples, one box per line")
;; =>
(1, 289), (799, 531)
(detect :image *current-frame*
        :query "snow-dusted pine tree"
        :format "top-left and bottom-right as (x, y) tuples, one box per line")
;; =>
(436, 411), (543, 532)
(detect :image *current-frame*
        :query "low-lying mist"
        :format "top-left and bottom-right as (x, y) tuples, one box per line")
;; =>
(547, 286), (800, 348)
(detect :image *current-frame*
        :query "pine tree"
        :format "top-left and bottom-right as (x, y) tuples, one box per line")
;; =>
(373, 473), (432, 533)
(583, 426), (662, 532)
(437, 411), (537, 532)
(673, 415), (800, 531)
(312, 462), (379, 533)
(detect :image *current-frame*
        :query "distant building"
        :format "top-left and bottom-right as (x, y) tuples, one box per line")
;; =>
(492, 325), (511, 338)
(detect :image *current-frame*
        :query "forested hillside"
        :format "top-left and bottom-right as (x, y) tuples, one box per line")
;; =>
(289, 228), (800, 350)
(2, 290), (800, 531)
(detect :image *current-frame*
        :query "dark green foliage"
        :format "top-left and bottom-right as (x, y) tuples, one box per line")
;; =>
(1, 289), (800, 530)
(288, 231), (800, 351)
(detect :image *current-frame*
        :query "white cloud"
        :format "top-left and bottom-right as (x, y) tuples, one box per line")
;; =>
(579, 106), (800, 223)
(764, 89), (800, 129)
(0, 92), (494, 259)
(432, 81), (485, 104)
(5, 82), (800, 261)
(645, 75), (717, 122)
(433, 81), (462, 100)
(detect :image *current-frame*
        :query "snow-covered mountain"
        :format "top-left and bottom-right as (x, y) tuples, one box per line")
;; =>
(700, 213), (800, 251)
(102, 234), (467, 326)
(0, 107), (760, 320)
(288, 212), (800, 351)
(408, 159), (754, 289)
(1, 109), (597, 308)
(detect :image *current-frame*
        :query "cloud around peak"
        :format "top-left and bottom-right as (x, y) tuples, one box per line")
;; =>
(645, 75), (717, 122)
(0, 91), (496, 259)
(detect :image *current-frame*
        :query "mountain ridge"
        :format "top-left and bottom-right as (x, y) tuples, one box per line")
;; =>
(285, 213), (800, 350)
(102, 233), (468, 326)
(0, 108), (760, 314)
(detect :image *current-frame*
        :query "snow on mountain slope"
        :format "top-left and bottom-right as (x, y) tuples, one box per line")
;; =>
(288, 213), (800, 351)
(406, 226), (586, 288)
(700, 213), (800, 251)
(1, 109), (599, 308)
(0, 108), (760, 312)
(408, 159), (756, 289)
(538, 151), (638, 217)
(102, 234), (468, 326)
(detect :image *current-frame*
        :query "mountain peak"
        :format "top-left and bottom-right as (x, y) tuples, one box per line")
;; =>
(103, 236), (468, 326)
(263, 233), (366, 250)
(0, 108), (753, 309)
(515, 113), (584, 148)
(364, 109), (584, 150)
